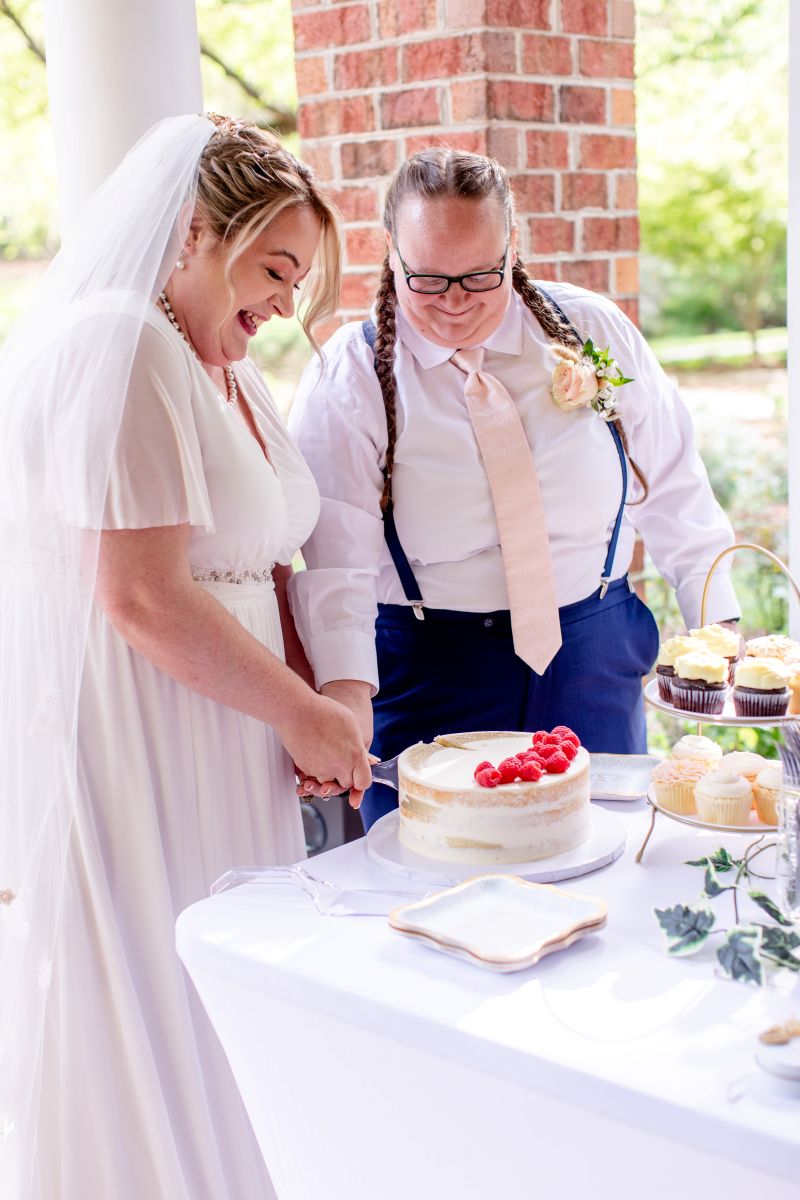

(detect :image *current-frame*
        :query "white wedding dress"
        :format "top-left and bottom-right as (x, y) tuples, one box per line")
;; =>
(33, 307), (317, 1199)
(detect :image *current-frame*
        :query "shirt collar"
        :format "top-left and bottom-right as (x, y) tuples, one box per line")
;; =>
(395, 292), (524, 369)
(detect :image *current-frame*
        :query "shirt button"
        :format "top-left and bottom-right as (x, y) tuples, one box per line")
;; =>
(483, 617), (494, 628)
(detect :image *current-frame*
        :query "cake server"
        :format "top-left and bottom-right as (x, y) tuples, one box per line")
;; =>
(370, 756), (399, 790)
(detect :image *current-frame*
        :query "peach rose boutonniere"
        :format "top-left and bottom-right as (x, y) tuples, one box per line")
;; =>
(551, 338), (633, 422)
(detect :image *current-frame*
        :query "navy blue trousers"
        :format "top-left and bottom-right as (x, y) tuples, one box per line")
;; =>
(360, 577), (659, 831)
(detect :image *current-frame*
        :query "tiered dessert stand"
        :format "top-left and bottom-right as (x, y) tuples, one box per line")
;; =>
(636, 543), (800, 862)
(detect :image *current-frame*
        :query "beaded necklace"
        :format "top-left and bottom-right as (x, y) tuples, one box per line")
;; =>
(158, 290), (238, 407)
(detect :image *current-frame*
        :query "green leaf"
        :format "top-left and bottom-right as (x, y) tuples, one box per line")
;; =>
(717, 928), (763, 985)
(611, 375), (634, 386)
(703, 863), (737, 898)
(582, 337), (595, 358)
(686, 847), (741, 873)
(748, 890), (794, 926)
(654, 904), (716, 955)
(758, 926), (800, 971)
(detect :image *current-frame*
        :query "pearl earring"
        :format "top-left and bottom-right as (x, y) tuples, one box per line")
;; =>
(176, 257), (185, 270)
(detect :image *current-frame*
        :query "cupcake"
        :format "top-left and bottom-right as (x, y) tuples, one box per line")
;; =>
(651, 758), (708, 815)
(691, 622), (741, 682)
(670, 734), (723, 770)
(671, 649), (729, 715)
(717, 750), (769, 785)
(745, 635), (800, 663)
(655, 634), (701, 702)
(786, 664), (800, 715)
(732, 657), (791, 718)
(695, 770), (753, 826)
(753, 763), (782, 825)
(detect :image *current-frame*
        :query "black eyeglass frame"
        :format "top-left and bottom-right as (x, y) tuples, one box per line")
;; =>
(395, 245), (510, 294)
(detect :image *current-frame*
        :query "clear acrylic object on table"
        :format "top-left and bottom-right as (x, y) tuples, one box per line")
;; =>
(776, 788), (800, 921)
(210, 864), (430, 917)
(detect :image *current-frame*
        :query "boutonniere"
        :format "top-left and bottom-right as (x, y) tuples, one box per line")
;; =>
(550, 338), (633, 422)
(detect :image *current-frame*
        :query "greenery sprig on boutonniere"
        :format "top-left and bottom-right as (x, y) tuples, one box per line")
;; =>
(654, 841), (800, 986)
(550, 338), (634, 423)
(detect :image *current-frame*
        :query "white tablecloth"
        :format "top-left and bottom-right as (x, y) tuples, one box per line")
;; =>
(176, 801), (800, 1200)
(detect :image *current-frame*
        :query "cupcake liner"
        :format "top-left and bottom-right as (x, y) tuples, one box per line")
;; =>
(732, 688), (789, 719)
(695, 793), (752, 827)
(652, 780), (697, 815)
(752, 784), (780, 825)
(789, 682), (800, 716)
(671, 680), (727, 716)
(656, 673), (673, 703)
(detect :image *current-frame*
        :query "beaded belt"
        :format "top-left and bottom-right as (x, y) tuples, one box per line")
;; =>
(190, 565), (273, 585)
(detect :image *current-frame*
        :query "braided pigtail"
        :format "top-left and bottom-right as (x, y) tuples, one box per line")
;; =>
(374, 255), (399, 513)
(512, 261), (649, 502)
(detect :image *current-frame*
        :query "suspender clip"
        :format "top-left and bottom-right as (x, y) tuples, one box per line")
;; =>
(411, 602), (425, 621)
(599, 576), (610, 600)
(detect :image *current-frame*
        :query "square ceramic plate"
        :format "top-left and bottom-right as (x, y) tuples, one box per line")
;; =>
(589, 753), (660, 801)
(388, 874), (607, 972)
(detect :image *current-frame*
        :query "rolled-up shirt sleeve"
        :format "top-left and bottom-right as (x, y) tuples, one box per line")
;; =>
(287, 326), (387, 692)
(557, 288), (740, 630)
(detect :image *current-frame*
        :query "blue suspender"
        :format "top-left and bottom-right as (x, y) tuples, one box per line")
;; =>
(362, 311), (628, 611)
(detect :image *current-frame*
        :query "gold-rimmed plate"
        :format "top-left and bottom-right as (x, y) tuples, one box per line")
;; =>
(646, 786), (777, 834)
(388, 875), (607, 972)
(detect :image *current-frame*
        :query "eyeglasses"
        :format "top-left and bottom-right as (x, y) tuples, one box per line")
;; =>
(396, 246), (509, 294)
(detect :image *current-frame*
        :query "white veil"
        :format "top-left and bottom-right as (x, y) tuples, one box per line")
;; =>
(0, 113), (215, 1198)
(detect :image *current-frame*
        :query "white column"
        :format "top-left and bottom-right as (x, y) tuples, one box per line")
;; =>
(790, 2), (800, 636)
(43, 0), (203, 232)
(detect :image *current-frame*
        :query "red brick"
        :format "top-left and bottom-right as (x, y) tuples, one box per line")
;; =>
(346, 226), (387, 266)
(579, 39), (635, 79)
(614, 297), (639, 325)
(561, 0), (608, 36)
(445, 0), (487, 26)
(526, 260), (560, 281)
(560, 258), (609, 292)
(293, 5), (370, 52)
(522, 34), (573, 75)
(509, 173), (556, 212)
(611, 87), (635, 126)
(341, 139), (399, 179)
(451, 79), (488, 122)
(340, 270), (382, 311)
(294, 55), (329, 97)
(529, 216), (575, 254)
(582, 215), (639, 252)
(405, 130), (489, 156)
(378, 0), (439, 38)
(325, 186), (381, 222)
(614, 255), (639, 293)
(488, 81), (554, 122)
(525, 130), (569, 169)
(579, 133), (636, 169)
(334, 47), (398, 91)
(559, 85), (606, 124)
(612, 0), (636, 38)
(561, 171), (608, 210)
(381, 87), (442, 129)
(402, 36), (484, 82)
(487, 125), (522, 165)
(304, 143), (334, 180)
(298, 95), (374, 139)
(614, 171), (638, 209)
(486, 0), (551, 28)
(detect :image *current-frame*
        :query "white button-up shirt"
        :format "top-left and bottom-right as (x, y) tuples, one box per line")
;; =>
(288, 282), (739, 691)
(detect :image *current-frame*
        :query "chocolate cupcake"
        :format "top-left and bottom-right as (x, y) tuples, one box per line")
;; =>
(671, 649), (728, 715)
(732, 657), (791, 719)
(655, 634), (701, 702)
(690, 622), (741, 683)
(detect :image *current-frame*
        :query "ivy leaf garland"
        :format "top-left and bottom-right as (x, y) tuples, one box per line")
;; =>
(655, 843), (798, 986)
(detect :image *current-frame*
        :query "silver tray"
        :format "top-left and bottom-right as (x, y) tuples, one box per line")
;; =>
(644, 678), (795, 729)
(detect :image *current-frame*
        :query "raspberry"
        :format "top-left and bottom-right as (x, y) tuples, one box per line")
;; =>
(522, 750), (546, 767)
(542, 750), (570, 773)
(541, 733), (562, 747)
(552, 726), (580, 748)
(560, 740), (578, 762)
(498, 756), (523, 784)
(476, 768), (502, 788)
(473, 760), (493, 780)
(519, 760), (543, 782)
(531, 731), (549, 746)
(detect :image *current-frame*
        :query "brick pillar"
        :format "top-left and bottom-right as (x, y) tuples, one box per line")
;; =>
(292, 0), (638, 332)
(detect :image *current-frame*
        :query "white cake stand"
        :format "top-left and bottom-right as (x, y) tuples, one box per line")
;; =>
(366, 805), (626, 887)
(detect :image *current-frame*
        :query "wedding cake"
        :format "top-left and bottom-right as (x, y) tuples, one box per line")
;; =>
(397, 729), (590, 864)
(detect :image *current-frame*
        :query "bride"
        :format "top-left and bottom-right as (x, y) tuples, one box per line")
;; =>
(0, 113), (370, 1199)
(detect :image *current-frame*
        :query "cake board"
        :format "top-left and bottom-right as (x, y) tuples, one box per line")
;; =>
(366, 805), (626, 887)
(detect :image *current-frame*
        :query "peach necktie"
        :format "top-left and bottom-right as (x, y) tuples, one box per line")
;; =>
(451, 347), (562, 674)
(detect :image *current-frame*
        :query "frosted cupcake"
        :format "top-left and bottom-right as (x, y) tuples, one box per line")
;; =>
(650, 758), (708, 815)
(717, 750), (769, 785)
(786, 665), (800, 715)
(671, 649), (728, 715)
(732, 657), (791, 718)
(745, 635), (800, 663)
(753, 763), (782, 825)
(695, 770), (753, 826)
(691, 622), (741, 682)
(655, 634), (700, 702)
(670, 734), (723, 770)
